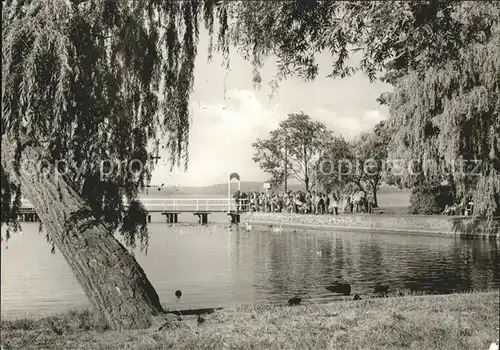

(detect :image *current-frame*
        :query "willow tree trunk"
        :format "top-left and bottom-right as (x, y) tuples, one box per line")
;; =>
(1, 136), (165, 330)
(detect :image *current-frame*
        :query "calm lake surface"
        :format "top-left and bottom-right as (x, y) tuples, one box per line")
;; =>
(1, 212), (499, 318)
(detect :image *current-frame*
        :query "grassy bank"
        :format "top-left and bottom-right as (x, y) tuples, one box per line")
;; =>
(1, 291), (498, 349)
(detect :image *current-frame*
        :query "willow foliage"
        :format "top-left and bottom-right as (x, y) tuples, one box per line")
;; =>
(1, 0), (228, 247)
(387, 2), (500, 217)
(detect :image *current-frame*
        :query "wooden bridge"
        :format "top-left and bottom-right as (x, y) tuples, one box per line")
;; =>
(18, 198), (250, 225)
(136, 198), (250, 224)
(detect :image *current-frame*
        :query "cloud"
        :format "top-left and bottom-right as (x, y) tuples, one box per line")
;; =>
(362, 109), (386, 124)
(315, 107), (388, 139)
(151, 89), (278, 186)
(149, 40), (393, 187)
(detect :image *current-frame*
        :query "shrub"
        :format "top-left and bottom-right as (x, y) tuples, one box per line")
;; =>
(409, 182), (454, 215)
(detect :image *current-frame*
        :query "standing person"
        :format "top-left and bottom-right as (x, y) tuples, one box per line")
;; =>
(293, 192), (298, 213)
(349, 192), (355, 213)
(233, 190), (241, 212)
(281, 192), (288, 212)
(286, 194), (293, 213)
(322, 193), (328, 214)
(304, 191), (311, 213)
(272, 193), (279, 212)
(250, 192), (255, 212)
(316, 192), (321, 214)
(318, 193), (325, 214)
(331, 192), (339, 215)
(361, 192), (367, 213)
(312, 191), (317, 214)
(367, 193), (375, 214)
(240, 192), (247, 211)
(325, 192), (331, 214)
(327, 192), (334, 214)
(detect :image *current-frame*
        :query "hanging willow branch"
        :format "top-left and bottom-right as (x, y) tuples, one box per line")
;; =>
(387, 18), (500, 217)
(1, 0), (231, 248)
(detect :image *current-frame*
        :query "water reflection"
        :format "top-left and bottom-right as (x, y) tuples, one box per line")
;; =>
(1, 217), (499, 317)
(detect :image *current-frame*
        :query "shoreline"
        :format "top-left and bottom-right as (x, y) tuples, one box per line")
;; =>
(2, 291), (498, 349)
(243, 212), (500, 238)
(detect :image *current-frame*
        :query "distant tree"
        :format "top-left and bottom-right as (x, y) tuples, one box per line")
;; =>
(385, 3), (500, 217)
(252, 112), (333, 191)
(383, 173), (403, 189)
(226, 1), (500, 218)
(316, 136), (352, 194)
(350, 121), (391, 206)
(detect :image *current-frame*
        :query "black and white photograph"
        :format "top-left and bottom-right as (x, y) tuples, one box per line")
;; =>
(1, 0), (499, 349)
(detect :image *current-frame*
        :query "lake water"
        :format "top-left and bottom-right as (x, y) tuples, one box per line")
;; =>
(1, 212), (499, 318)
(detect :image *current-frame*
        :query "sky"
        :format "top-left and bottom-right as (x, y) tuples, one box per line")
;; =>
(150, 30), (392, 188)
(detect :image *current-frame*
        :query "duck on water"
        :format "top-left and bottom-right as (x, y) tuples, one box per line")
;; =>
(325, 283), (351, 296)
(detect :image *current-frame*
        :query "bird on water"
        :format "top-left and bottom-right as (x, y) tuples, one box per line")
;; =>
(325, 283), (351, 296)
(175, 290), (182, 298)
(288, 296), (302, 306)
(374, 285), (389, 295)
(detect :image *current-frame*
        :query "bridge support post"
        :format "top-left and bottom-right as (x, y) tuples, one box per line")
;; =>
(194, 213), (209, 225)
(162, 212), (179, 224)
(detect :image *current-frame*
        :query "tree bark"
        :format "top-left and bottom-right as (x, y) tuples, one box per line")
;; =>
(1, 136), (165, 330)
(304, 145), (309, 192)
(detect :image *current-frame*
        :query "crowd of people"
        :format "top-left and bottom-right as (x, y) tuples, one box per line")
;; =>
(232, 189), (376, 215)
(231, 188), (475, 216)
(442, 196), (474, 216)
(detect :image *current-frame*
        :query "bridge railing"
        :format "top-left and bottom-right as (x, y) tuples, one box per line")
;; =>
(137, 198), (250, 212)
(20, 198), (251, 213)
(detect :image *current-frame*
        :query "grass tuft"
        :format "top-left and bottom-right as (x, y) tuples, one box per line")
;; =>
(1, 291), (498, 349)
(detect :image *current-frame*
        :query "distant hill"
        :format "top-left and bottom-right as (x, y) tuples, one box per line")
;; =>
(139, 181), (408, 197)
(140, 181), (305, 197)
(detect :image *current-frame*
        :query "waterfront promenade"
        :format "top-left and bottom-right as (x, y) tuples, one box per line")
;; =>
(16, 191), (498, 237)
(244, 211), (500, 238)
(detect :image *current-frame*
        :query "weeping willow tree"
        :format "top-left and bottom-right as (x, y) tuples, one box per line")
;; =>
(1, 0), (233, 330)
(385, 3), (500, 218)
(3, 0), (499, 331)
